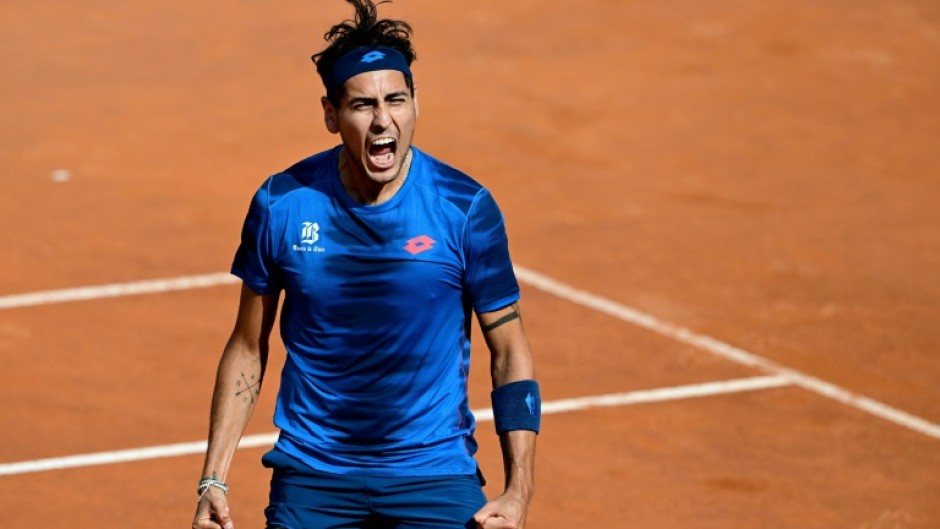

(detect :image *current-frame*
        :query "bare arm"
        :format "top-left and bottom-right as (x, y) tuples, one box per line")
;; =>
(473, 302), (537, 529)
(193, 284), (279, 529)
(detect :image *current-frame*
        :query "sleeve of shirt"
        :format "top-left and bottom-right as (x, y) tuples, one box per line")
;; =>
(463, 188), (521, 313)
(231, 180), (282, 295)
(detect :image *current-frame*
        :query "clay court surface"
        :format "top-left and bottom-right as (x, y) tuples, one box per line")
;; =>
(2, 0), (939, 527)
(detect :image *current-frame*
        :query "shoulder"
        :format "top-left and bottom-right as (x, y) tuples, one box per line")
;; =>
(253, 147), (339, 206)
(411, 148), (491, 217)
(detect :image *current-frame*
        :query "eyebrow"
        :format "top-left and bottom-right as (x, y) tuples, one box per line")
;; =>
(347, 91), (410, 107)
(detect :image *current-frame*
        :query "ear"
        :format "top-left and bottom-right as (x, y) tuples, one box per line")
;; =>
(413, 87), (419, 119)
(322, 96), (339, 134)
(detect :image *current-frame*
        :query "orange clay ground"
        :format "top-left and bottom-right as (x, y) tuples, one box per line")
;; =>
(1, 1), (938, 528)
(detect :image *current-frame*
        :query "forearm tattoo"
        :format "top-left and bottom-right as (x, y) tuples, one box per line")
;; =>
(235, 372), (261, 404)
(482, 303), (521, 333)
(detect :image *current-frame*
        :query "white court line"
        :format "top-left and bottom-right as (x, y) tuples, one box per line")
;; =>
(0, 375), (790, 476)
(513, 266), (940, 440)
(0, 273), (238, 309)
(476, 374), (792, 420)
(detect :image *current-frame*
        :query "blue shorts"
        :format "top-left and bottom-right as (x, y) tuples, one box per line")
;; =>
(262, 449), (487, 529)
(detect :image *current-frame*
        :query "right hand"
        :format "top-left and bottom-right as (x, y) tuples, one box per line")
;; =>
(192, 487), (235, 529)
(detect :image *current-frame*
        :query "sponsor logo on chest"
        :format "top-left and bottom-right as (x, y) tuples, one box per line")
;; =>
(292, 221), (325, 253)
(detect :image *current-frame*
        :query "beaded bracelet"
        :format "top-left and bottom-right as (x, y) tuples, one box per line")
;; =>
(196, 477), (229, 503)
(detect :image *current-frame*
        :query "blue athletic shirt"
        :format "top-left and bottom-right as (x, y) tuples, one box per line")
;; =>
(231, 146), (520, 476)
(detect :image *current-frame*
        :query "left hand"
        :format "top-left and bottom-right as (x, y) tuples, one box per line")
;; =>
(473, 492), (528, 529)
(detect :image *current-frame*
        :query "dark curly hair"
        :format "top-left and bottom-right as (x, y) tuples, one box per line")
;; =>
(312, 0), (417, 106)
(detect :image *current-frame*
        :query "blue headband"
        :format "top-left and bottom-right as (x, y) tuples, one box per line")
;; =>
(323, 46), (413, 94)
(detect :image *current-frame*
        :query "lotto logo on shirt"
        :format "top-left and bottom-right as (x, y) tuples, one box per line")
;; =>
(293, 221), (325, 253)
(403, 235), (435, 255)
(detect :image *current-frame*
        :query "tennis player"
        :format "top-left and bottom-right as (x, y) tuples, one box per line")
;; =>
(191, 1), (539, 528)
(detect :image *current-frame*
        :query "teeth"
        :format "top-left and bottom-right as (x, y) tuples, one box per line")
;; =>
(372, 138), (395, 146)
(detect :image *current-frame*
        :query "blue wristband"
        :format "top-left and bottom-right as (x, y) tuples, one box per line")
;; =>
(491, 380), (541, 434)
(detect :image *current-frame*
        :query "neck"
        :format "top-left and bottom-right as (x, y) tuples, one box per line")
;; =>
(338, 148), (413, 206)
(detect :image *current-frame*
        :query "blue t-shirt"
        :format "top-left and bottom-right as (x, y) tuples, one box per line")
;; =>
(232, 146), (520, 476)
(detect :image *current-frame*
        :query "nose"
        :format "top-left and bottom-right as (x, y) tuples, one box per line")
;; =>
(371, 104), (392, 131)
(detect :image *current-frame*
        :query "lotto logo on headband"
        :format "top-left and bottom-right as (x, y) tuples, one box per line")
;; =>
(361, 51), (385, 63)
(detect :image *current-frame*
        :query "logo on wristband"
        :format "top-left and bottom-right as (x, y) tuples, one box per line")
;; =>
(525, 393), (537, 415)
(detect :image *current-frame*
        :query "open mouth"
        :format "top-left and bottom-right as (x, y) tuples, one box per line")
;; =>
(368, 137), (397, 169)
